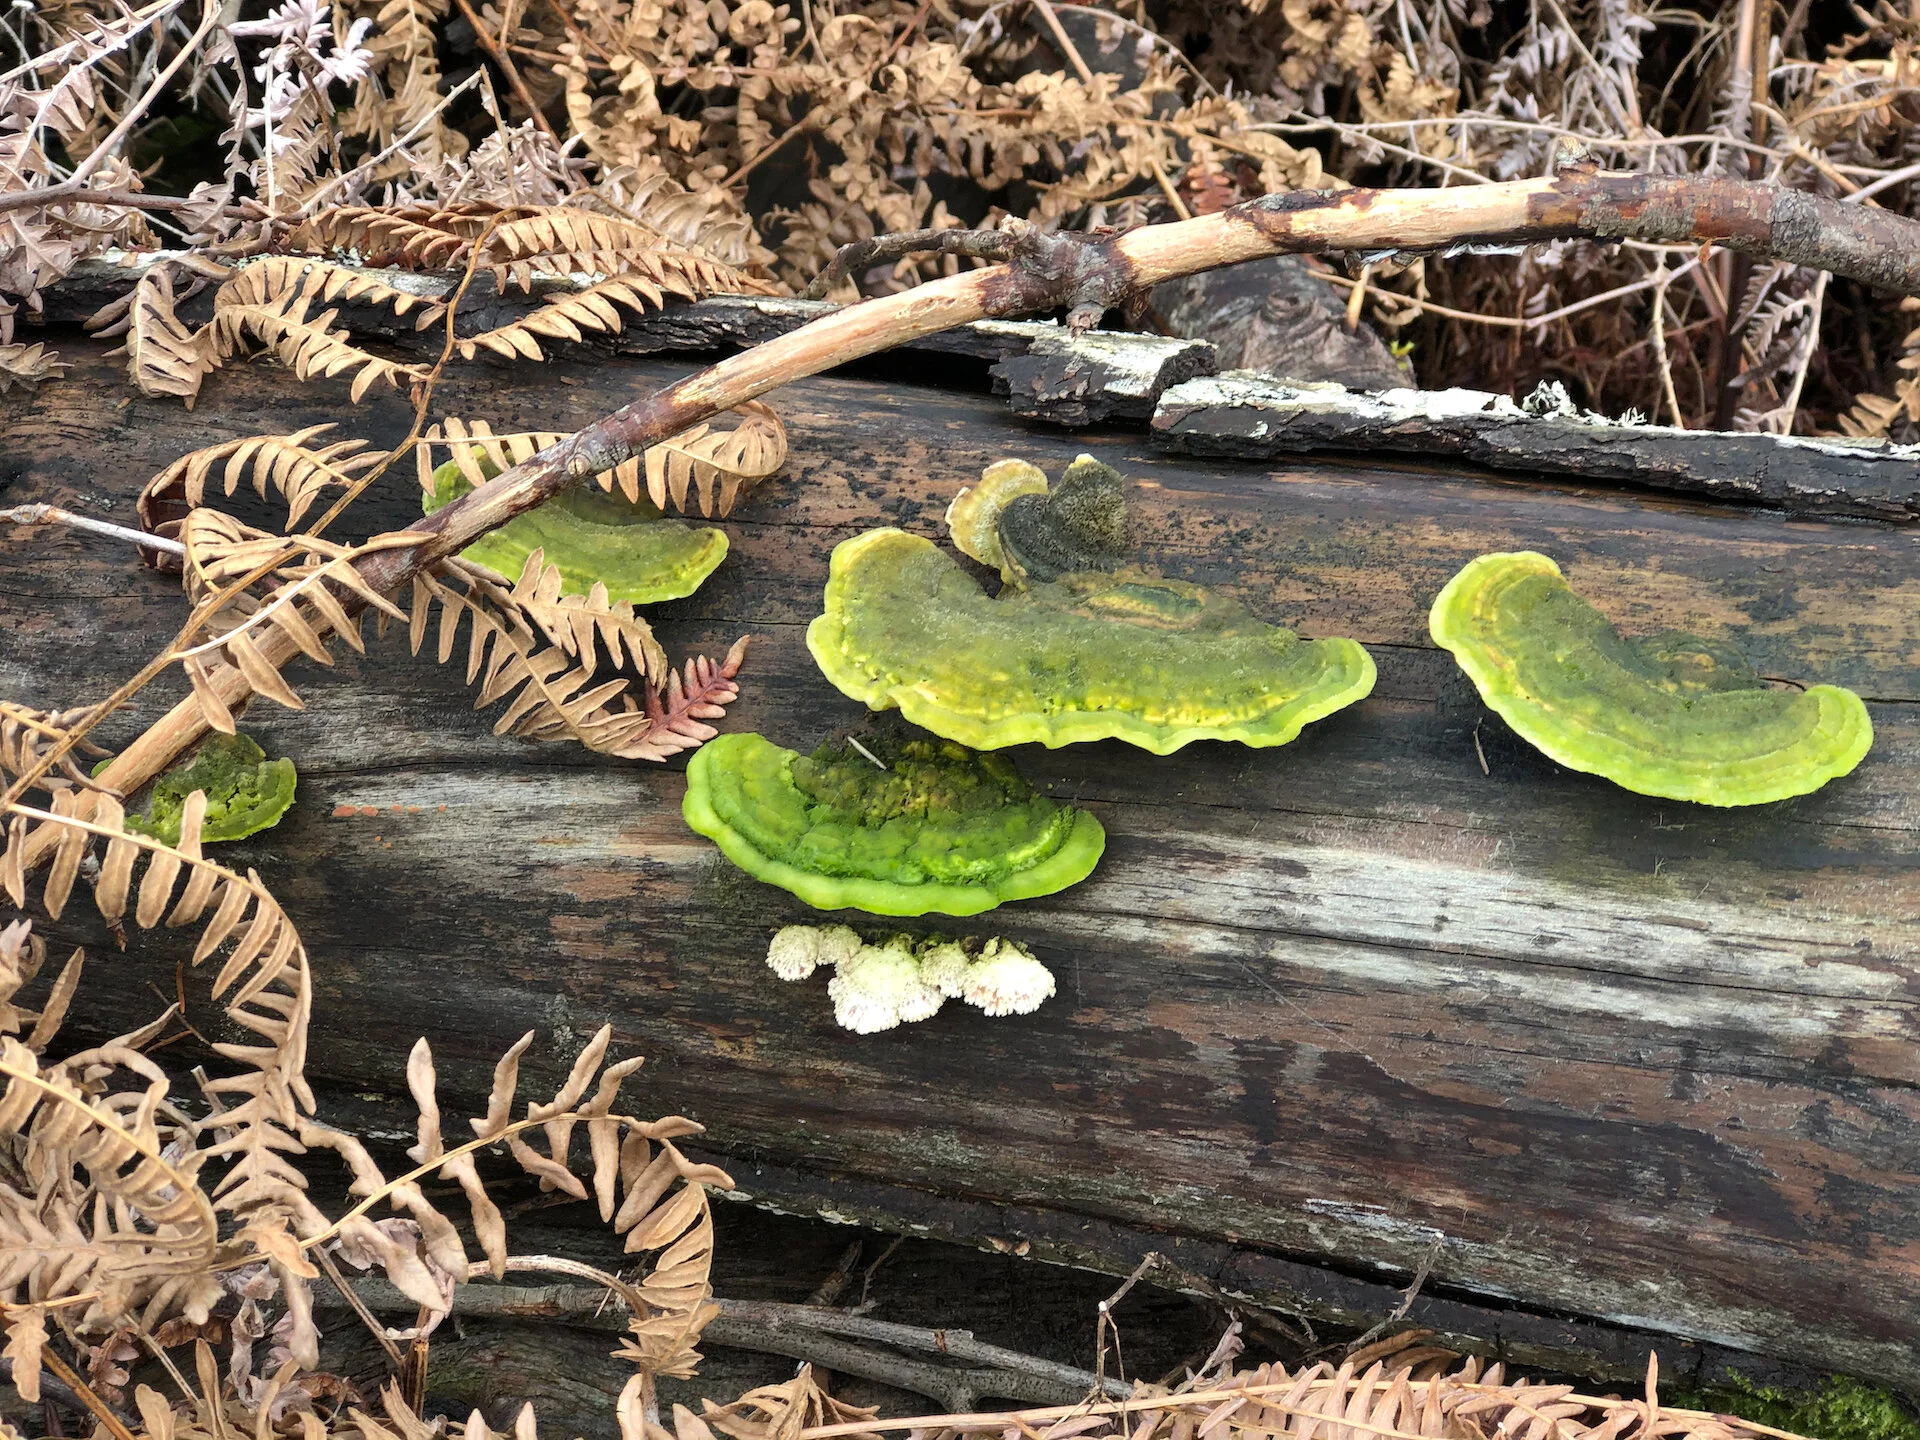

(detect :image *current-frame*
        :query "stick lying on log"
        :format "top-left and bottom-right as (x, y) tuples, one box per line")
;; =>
(89, 165), (1920, 797)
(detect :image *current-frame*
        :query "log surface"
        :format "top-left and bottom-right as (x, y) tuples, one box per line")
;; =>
(3, 339), (1918, 1390)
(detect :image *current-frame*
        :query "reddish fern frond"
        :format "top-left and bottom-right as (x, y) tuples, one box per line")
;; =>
(626, 636), (750, 762)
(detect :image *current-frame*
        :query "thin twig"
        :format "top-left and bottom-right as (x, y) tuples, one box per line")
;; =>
(2, 503), (186, 557)
(448, 0), (557, 140)
(804, 227), (1016, 300)
(1029, 0), (1095, 87)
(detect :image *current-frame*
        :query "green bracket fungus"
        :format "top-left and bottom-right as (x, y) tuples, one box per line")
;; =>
(682, 731), (1105, 916)
(945, 459), (1049, 576)
(1429, 551), (1873, 806)
(807, 526), (1376, 754)
(425, 453), (726, 604)
(121, 732), (297, 844)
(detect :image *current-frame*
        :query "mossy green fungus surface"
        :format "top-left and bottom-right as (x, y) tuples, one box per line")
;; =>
(425, 455), (727, 603)
(121, 733), (297, 844)
(1430, 551), (1873, 806)
(683, 731), (1106, 916)
(806, 528), (1376, 754)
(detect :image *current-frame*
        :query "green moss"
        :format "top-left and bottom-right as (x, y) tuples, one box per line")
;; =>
(1429, 551), (1872, 806)
(120, 733), (297, 844)
(807, 528), (1375, 754)
(682, 731), (1105, 916)
(1675, 1375), (1920, 1440)
(425, 454), (727, 603)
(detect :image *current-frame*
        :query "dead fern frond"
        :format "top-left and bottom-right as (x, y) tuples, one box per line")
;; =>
(482, 207), (776, 296)
(0, 703), (108, 795)
(215, 258), (446, 330)
(0, 790), (316, 1336)
(418, 419), (647, 504)
(644, 403), (786, 516)
(174, 510), (415, 731)
(210, 265), (426, 404)
(140, 426), (388, 542)
(0, 917), (80, 1052)
(0, 341), (68, 393)
(483, 551), (667, 681)
(406, 566), (661, 755)
(626, 637), (749, 763)
(102, 270), (215, 409)
(455, 276), (698, 361)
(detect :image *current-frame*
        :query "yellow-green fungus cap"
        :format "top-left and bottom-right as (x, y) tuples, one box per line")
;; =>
(1428, 551), (1873, 806)
(426, 453), (726, 604)
(806, 529), (1376, 754)
(946, 459), (1049, 575)
(121, 732), (297, 844)
(682, 731), (1106, 916)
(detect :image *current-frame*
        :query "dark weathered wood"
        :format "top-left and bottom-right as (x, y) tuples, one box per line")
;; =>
(4, 339), (1919, 1393)
(1154, 372), (1920, 523)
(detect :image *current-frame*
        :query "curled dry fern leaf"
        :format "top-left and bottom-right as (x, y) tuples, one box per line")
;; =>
(495, 550), (668, 682)
(175, 510), (416, 731)
(644, 402), (786, 517)
(210, 259), (429, 404)
(456, 276), (698, 361)
(0, 703), (108, 795)
(0, 789), (317, 1348)
(421, 411), (783, 518)
(419, 418), (649, 505)
(139, 424), (388, 545)
(101, 270), (215, 409)
(408, 563), (744, 760)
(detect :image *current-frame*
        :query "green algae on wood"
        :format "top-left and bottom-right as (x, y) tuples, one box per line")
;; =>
(425, 455), (726, 604)
(121, 732), (297, 844)
(807, 528), (1375, 754)
(1429, 550), (1873, 806)
(682, 731), (1105, 916)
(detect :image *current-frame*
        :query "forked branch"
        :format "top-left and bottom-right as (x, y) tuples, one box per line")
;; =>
(95, 167), (1920, 796)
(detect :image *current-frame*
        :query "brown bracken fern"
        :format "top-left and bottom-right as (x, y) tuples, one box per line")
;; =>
(139, 425), (390, 543)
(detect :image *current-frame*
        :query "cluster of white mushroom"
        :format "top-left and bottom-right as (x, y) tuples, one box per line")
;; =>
(765, 925), (1058, 1034)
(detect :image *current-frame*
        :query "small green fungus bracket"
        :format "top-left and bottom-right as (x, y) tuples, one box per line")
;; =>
(1429, 550), (1873, 806)
(810, 454), (1375, 754)
(114, 732), (298, 844)
(682, 731), (1106, 916)
(425, 454), (728, 604)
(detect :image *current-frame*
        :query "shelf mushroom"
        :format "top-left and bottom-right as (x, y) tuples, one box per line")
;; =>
(682, 731), (1106, 916)
(425, 456), (727, 604)
(811, 453), (1373, 754)
(1428, 551), (1873, 806)
(122, 732), (297, 844)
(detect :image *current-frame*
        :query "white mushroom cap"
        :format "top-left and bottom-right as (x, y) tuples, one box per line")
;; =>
(959, 937), (1056, 1016)
(828, 938), (944, 1033)
(766, 925), (825, 981)
(765, 924), (866, 981)
(917, 940), (972, 998)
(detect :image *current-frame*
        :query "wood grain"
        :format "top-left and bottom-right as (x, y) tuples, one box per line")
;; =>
(3, 340), (1917, 1390)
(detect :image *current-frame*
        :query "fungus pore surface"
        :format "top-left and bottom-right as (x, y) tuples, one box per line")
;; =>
(807, 527), (1376, 753)
(1429, 551), (1873, 806)
(682, 731), (1105, 915)
(426, 455), (726, 603)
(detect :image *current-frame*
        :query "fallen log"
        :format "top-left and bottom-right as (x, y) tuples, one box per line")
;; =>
(4, 335), (1917, 1392)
